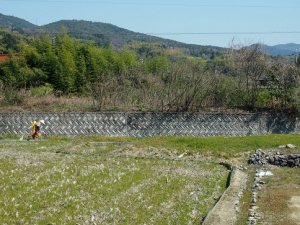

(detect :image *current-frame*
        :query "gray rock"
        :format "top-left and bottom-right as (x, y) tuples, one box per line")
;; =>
(249, 212), (255, 217)
(288, 155), (297, 159)
(278, 155), (287, 159)
(256, 186), (262, 191)
(286, 144), (297, 148)
(256, 149), (262, 154)
(248, 217), (255, 221)
(287, 160), (295, 167)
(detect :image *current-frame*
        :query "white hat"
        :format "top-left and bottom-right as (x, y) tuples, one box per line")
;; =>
(40, 119), (45, 124)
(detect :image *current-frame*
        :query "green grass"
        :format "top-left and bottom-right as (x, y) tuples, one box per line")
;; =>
(1, 134), (300, 224)
(0, 139), (229, 224)
(131, 134), (300, 157)
(4, 133), (300, 153)
(46, 133), (300, 155)
(0, 134), (21, 140)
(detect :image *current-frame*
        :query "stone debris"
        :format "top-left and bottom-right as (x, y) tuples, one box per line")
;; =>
(248, 148), (300, 167)
(234, 167), (248, 219)
(279, 144), (297, 149)
(247, 169), (271, 224)
(236, 165), (248, 171)
(286, 144), (297, 149)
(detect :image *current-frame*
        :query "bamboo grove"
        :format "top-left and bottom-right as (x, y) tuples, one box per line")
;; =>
(0, 28), (300, 113)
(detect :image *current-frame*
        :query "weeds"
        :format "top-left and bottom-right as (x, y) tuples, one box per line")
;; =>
(0, 139), (229, 224)
(132, 134), (300, 160)
(257, 167), (300, 225)
(1, 134), (300, 224)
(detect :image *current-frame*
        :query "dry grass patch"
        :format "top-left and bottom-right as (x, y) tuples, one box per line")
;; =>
(0, 91), (95, 112)
(256, 166), (300, 225)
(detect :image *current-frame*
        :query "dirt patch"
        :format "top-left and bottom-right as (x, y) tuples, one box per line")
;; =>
(255, 166), (300, 225)
(289, 196), (300, 224)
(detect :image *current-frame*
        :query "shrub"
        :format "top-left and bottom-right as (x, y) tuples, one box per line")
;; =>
(1, 88), (25, 105)
(30, 83), (54, 97)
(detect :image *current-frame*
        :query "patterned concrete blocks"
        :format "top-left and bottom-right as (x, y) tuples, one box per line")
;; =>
(0, 112), (299, 137)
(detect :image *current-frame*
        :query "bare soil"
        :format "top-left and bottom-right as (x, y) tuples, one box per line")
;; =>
(253, 166), (300, 225)
(289, 196), (300, 224)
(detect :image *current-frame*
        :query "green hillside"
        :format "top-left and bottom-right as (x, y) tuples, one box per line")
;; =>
(0, 13), (37, 31)
(0, 13), (226, 58)
(41, 19), (167, 48)
(39, 19), (226, 59)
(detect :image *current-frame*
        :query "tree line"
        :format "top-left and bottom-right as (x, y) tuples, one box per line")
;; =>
(0, 27), (299, 113)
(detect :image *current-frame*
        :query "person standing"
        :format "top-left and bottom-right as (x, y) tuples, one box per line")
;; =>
(27, 119), (45, 140)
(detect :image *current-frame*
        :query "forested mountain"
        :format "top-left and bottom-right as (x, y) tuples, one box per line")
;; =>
(0, 13), (225, 58)
(0, 13), (37, 32)
(1, 13), (299, 58)
(41, 20), (160, 48)
(40, 20), (225, 57)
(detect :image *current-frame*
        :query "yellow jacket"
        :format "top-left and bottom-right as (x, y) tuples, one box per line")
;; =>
(30, 121), (37, 128)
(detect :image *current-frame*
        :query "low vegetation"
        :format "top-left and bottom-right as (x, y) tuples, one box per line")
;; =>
(257, 167), (300, 225)
(1, 134), (300, 224)
(0, 138), (229, 224)
(0, 27), (299, 113)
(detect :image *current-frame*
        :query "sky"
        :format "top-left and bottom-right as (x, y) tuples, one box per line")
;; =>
(0, 0), (299, 48)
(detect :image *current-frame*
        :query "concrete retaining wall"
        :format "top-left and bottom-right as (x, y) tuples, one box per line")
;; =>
(0, 112), (299, 137)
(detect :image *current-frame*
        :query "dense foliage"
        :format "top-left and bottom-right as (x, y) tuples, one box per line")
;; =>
(0, 27), (299, 113)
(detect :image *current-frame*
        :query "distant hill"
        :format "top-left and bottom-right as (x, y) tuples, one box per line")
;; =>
(265, 43), (300, 56)
(0, 13), (37, 31)
(1, 12), (300, 59)
(40, 19), (170, 48)
(0, 13), (226, 58)
(40, 20), (227, 58)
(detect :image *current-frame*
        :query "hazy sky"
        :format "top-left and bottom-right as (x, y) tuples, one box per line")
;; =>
(1, 0), (299, 47)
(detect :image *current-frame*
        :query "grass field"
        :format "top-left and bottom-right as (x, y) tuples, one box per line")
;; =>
(1, 134), (300, 224)
(0, 138), (229, 224)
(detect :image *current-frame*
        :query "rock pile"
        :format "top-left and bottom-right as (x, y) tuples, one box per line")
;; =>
(248, 146), (300, 167)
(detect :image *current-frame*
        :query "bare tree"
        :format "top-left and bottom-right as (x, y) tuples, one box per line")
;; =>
(226, 42), (267, 109)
